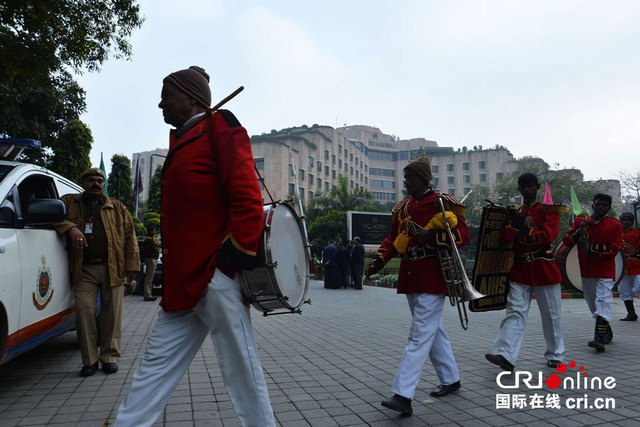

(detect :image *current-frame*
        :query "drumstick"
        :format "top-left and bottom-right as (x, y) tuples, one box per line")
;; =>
(212, 86), (244, 111)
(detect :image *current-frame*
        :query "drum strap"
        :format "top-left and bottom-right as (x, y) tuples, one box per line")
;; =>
(515, 247), (554, 264)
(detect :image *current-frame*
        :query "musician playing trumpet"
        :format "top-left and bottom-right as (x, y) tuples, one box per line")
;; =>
(562, 193), (623, 352)
(485, 173), (566, 371)
(366, 157), (469, 416)
(618, 212), (639, 321)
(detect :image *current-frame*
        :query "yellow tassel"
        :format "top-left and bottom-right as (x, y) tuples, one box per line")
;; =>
(424, 211), (458, 231)
(393, 218), (411, 253)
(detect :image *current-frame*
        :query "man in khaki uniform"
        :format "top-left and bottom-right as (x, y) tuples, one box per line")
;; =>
(55, 168), (139, 376)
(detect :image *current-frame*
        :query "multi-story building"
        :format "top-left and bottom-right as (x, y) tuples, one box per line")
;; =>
(250, 124), (519, 204)
(131, 148), (168, 202)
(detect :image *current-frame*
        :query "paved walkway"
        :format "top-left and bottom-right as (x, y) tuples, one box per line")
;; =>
(1, 280), (639, 426)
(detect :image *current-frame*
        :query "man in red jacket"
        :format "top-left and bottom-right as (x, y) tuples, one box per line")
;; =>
(114, 66), (274, 426)
(618, 212), (640, 321)
(367, 157), (469, 416)
(563, 193), (623, 352)
(485, 173), (565, 371)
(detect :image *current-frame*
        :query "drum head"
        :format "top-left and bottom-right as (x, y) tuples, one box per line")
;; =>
(266, 203), (308, 308)
(555, 242), (626, 292)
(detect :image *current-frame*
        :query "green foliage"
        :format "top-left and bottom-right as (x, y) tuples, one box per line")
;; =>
(0, 1), (143, 162)
(143, 212), (161, 230)
(132, 217), (146, 238)
(311, 175), (374, 216)
(308, 210), (347, 257)
(108, 154), (133, 212)
(49, 119), (92, 182)
(147, 165), (163, 214)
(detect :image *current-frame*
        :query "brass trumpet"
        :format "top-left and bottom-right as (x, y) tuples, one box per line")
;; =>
(436, 196), (485, 330)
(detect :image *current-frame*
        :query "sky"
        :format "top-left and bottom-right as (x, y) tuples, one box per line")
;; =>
(77, 0), (640, 185)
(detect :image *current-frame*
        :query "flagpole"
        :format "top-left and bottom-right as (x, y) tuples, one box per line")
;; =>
(134, 154), (140, 218)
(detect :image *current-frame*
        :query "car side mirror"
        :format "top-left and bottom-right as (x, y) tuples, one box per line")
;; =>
(24, 199), (67, 225)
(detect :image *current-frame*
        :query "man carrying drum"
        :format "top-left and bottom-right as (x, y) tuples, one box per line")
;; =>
(113, 66), (275, 426)
(562, 193), (623, 352)
(367, 157), (469, 416)
(618, 212), (640, 321)
(485, 173), (566, 371)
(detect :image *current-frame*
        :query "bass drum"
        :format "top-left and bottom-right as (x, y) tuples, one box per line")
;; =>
(553, 241), (625, 292)
(239, 202), (309, 315)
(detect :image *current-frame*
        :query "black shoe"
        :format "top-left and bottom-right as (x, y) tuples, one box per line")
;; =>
(101, 363), (119, 374)
(588, 316), (607, 352)
(80, 362), (99, 377)
(547, 360), (562, 368)
(621, 301), (638, 321)
(620, 313), (638, 321)
(587, 340), (606, 352)
(485, 354), (514, 371)
(144, 296), (158, 301)
(430, 380), (461, 397)
(381, 394), (412, 416)
(603, 323), (613, 344)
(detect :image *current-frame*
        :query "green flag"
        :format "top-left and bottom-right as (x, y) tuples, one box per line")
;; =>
(570, 185), (582, 216)
(100, 152), (109, 196)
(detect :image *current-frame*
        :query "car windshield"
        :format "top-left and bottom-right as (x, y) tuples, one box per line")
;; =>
(0, 165), (15, 184)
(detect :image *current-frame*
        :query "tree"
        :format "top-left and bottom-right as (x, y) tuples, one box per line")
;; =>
(0, 1), (144, 161)
(49, 119), (92, 182)
(108, 154), (133, 212)
(147, 165), (163, 214)
(307, 210), (347, 258)
(311, 174), (374, 214)
(143, 212), (161, 231)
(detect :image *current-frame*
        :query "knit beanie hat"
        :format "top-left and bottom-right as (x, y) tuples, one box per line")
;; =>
(163, 66), (211, 108)
(404, 157), (432, 186)
(619, 212), (634, 221)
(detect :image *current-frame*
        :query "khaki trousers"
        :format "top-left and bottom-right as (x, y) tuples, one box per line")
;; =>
(143, 258), (157, 298)
(74, 263), (123, 366)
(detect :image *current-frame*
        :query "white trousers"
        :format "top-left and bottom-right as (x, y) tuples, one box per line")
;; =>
(114, 269), (275, 427)
(618, 274), (640, 301)
(581, 277), (614, 322)
(492, 282), (565, 365)
(391, 293), (460, 399)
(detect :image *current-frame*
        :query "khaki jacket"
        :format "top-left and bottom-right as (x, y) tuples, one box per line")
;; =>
(55, 193), (140, 286)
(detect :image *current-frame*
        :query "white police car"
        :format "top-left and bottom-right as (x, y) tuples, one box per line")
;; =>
(0, 138), (82, 365)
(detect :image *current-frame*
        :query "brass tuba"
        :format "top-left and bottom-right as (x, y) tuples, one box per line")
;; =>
(436, 196), (485, 330)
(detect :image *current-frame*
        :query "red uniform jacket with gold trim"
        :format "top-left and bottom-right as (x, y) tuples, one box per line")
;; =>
(160, 110), (263, 311)
(375, 191), (469, 295)
(563, 216), (623, 280)
(622, 227), (640, 275)
(502, 201), (562, 286)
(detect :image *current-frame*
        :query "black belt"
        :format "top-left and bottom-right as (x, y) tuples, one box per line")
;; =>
(515, 248), (553, 264)
(402, 246), (438, 261)
(84, 258), (105, 264)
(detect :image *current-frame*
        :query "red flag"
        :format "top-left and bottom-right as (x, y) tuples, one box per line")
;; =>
(543, 182), (553, 204)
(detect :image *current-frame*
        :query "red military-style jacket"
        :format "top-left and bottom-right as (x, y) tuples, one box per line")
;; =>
(502, 201), (563, 286)
(374, 190), (469, 295)
(622, 227), (640, 276)
(160, 110), (263, 311)
(562, 216), (623, 280)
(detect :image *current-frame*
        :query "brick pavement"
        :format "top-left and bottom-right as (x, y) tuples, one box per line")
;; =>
(1, 280), (639, 426)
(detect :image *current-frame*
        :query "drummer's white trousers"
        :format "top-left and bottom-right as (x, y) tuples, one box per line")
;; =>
(113, 269), (275, 427)
(391, 293), (460, 399)
(618, 274), (640, 301)
(581, 277), (614, 322)
(492, 282), (565, 365)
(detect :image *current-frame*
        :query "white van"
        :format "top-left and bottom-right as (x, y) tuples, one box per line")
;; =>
(0, 139), (82, 364)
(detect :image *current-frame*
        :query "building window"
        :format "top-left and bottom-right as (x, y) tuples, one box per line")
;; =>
(350, 166), (353, 176)
(447, 164), (454, 172)
(373, 191), (395, 200)
(355, 157), (358, 165)
(480, 174), (487, 182)
(496, 172), (503, 180)
(324, 150), (329, 160)
(344, 148), (348, 158)
(325, 182), (329, 191)
(308, 156), (314, 167)
(432, 165), (439, 173)
(317, 161), (322, 172)
(365, 177), (368, 184)
(299, 187), (305, 200)
(332, 170), (336, 179)
(299, 169), (305, 181)
(254, 158), (264, 171)
(433, 177), (439, 186)
(371, 180), (395, 189)
(325, 166), (329, 176)
(447, 176), (454, 184)
(355, 170), (359, 179)
(464, 175), (470, 183)
(317, 178), (321, 188)
(308, 191), (313, 200)
(464, 187), (471, 195)
(339, 159), (342, 168)
(463, 162), (470, 171)
(338, 144), (342, 154)
(289, 164), (295, 177)
(350, 180), (353, 188)
(332, 154), (336, 165)
(365, 165), (368, 172)
(479, 161), (486, 169)
(350, 153), (353, 162)
(370, 168), (395, 177)
(288, 183), (295, 195)
(448, 189), (455, 196)
(308, 173), (314, 185)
